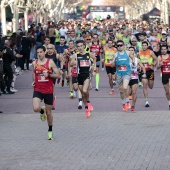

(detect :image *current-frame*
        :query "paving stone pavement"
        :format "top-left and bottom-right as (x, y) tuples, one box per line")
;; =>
(1, 69), (170, 170)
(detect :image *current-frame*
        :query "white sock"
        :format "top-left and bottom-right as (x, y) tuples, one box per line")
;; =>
(168, 100), (170, 105)
(111, 88), (114, 91)
(122, 99), (126, 104)
(79, 101), (82, 106)
(126, 98), (129, 103)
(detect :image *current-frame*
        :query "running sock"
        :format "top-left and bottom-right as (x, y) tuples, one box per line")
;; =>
(48, 125), (52, 131)
(122, 99), (126, 104)
(111, 88), (114, 91)
(40, 108), (44, 114)
(96, 73), (100, 89)
(145, 98), (148, 101)
(79, 98), (82, 102)
(126, 98), (129, 103)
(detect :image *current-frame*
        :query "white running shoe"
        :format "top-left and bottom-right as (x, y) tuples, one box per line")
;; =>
(10, 88), (18, 92)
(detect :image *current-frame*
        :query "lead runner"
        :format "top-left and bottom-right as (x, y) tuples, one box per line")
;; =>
(32, 46), (60, 140)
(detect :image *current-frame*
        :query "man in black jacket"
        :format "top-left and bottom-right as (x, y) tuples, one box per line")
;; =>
(3, 40), (15, 94)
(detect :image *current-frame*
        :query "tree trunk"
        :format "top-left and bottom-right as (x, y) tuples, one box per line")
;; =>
(24, 8), (29, 31)
(1, 0), (7, 35)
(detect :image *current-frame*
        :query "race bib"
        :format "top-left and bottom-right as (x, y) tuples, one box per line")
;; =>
(37, 73), (49, 82)
(131, 72), (138, 79)
(163, 66), (170, 73)
(118, 65), (127, 71)
(80, 61), (90, 67)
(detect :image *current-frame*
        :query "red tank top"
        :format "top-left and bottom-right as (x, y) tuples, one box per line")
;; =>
(161, 54), (170, 75)
(34, 59), (53, 94)
(90, 43), (100, 56)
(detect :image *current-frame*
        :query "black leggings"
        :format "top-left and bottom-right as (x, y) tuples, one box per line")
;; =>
(3, 66), (13, 91)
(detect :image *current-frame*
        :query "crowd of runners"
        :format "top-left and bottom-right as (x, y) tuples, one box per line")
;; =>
(0, 18), (170, 139)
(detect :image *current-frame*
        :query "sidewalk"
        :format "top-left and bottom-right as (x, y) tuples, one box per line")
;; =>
(1, 110), (170, 170)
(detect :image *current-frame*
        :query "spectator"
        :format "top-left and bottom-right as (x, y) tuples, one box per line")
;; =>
(3, 40), (15, 94)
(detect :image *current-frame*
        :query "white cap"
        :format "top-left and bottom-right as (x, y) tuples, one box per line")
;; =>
(146, 31), (150, 34)
(162, 30), (167, 34)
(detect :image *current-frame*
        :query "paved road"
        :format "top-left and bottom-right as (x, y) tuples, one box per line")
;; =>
(1, 69), (170, 170)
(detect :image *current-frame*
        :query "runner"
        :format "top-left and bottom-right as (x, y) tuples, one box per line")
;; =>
(70, 40), (96, 118)
(111, 40), (133, 112)
(128, 46), (146, 111)
(157, 45), (170, 110)
(103, 39), (117, 95)
(64, 40), (77, 98)
(32, 45), (60, 140)
(89, 34), (101, 91)
(45, 44), (58, 110)
(139, 41), (157, 107)
(55, 36), (68, 87)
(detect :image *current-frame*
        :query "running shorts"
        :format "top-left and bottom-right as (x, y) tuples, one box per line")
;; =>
(33, 91), (53, 105)
(77, 73), (90, 85)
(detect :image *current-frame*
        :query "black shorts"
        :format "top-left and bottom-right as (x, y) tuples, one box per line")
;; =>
(77, 74), (90, 85)
(106, 66), (116, 75)
(33, 91), (53, 105)
(145, 70), (154, 81)
(162, 74), (170, 85)
(129, 79), (138, 86)
(72, 76), (78, 84)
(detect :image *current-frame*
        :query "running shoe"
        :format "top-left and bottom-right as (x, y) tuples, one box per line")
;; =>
(129, 95), (132, 100)
(145, 101), (150, 107)
(85, 108), (90, 118)
(138, 82), (143, 87)
(131, 106), (135, 111)
(78, 104), (82, 109)
(48, 131), (53, 140)
(70, 92), (73, 98)
(122, 104), (127, 112)
(95, 88), (99, 91)
(169, 105), (170, 110)
(109, 90), (114, 95)
(101, 68), (105, 71)
(66, 81), (69, 86)
(40, 106), (47, 121)
(126, 102), (131, 110)
(87, 103), (93, 111)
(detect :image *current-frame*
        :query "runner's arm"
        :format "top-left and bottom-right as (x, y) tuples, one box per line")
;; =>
(151, 51), (157, 66)
(157, 56), (162, 69)
(90, 52), (96, 71)
(32, 61), (35, 86)
(138, 59), (146, 74)
(111, 53), (117, 67)
(49, 60), (60, 79)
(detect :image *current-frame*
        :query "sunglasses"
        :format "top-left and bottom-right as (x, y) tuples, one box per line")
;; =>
(162, 34), (166, 35)
(132, 41), (137, 42)
(117, 44), (124, 47)
(87, 39), (91, 40)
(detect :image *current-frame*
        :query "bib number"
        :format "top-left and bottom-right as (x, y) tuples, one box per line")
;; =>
(118, 65), (127, 71)
(37, 74), (49, 82)
(80, 61), (90, 67)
